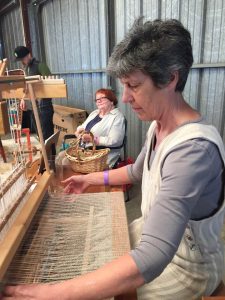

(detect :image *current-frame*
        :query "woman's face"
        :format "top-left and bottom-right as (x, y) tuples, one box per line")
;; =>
(120, 70), (168, 122)
(95, 92), (114, 112)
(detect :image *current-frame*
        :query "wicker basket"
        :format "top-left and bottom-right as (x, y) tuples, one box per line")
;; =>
(65, 131), (110, 173)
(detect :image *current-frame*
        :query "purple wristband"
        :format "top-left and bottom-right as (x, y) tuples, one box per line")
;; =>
(103, 170), (109, 186)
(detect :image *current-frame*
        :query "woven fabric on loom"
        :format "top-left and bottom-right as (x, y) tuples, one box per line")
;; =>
(2, 192), (130, 288)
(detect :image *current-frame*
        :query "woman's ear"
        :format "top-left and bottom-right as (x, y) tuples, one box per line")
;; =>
(167, 71), (179, 91)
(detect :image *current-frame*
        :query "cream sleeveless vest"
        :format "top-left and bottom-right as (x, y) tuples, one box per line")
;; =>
(129, 121), (225, 300)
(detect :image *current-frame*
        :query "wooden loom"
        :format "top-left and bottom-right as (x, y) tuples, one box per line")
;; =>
(0, 74), (136, 299)
(0, 59), (9, 162)
(0, 74), (66, 278)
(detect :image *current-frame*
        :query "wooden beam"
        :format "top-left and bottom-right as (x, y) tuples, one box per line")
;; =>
(1, 75), (67, 99)
(28, 82), (51, 174)
(0, 75), (26, 90)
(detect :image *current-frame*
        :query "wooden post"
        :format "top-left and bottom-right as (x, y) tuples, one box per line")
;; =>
(0, 59), (8, 163)
(27, 82), (50, 173)
(0, 58), (7, 76)
(0, 137), (7, 162)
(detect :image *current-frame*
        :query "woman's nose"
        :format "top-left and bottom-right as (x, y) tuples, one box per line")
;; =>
(122, 86), (133, 103)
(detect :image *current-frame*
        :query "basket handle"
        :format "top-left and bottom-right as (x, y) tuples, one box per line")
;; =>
(75, 131), (96, 160)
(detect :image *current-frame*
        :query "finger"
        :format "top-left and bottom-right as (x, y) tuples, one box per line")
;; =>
(63, 175), (77, 183)
(64, 188), (73, 194)
(2, 285), (16, 295)
(3, 284), (39, 299)
(61, 178), (72, 184)
(1, 295), (29, 300)
(63, 187), (71, 193)
(63, 182), (73, 193)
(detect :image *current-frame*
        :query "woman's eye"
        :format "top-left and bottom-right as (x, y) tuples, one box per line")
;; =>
(130, 84), (138, 89)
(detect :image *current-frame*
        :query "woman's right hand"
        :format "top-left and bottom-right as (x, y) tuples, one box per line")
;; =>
(20, 98), (27, 111)
(62, 175), (89, 194)
(75, 128), (84, 137)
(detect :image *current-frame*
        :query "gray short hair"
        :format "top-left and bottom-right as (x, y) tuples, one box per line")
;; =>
(107, 18), (193, 92)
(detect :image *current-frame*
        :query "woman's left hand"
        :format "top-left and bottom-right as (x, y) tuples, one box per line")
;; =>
(82, 133), (92, 143)
(62, 175), (89, 194)
(0, 283), (65, 300)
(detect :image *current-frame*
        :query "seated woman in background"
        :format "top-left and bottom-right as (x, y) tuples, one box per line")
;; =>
(57, 88), (125, 168)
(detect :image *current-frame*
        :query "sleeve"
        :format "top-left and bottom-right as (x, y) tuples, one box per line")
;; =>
(97, 113), (125, 147)
(130, 139), (223, 283)
(38, 63), (51, 76)
(127, 144), (147, 182)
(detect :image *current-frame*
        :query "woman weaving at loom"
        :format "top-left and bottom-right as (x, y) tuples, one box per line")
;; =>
(1, 18), (225, 300)
(57, 88), (125, 168)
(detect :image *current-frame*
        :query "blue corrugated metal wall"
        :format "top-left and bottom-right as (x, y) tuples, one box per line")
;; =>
(0, 5), (24, 69)
(115, 0), (225, 158)
(1, 0), (225, 159)
(40, 0), (109, 112)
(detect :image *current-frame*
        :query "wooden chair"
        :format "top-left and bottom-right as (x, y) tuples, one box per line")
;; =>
(202, 281), (225, 299)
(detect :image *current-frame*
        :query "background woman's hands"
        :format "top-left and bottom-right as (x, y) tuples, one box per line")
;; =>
(81, 133), (92, 143)
(74, 127), (84, 137)
(75, 128), (94, 142)
(62, 175), (89, 194)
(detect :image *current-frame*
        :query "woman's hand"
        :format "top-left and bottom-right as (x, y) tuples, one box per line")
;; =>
(74, 127), (84, 137)
(20, 98), (27, 111)
(0, 283), (64, 300)
(81, 133), (92, 143)
(62, 175), (89, 194)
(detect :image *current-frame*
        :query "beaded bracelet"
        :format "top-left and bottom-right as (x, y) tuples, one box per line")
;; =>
(103, 170), (109, 186)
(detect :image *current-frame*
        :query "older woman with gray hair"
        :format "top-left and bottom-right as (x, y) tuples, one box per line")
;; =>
(2, 18), (225, 300)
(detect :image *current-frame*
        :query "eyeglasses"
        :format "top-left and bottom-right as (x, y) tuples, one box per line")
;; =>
(95, 97), (110, 102)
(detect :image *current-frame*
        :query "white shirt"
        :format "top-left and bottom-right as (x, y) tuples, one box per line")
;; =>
(77, 108), (125, 167)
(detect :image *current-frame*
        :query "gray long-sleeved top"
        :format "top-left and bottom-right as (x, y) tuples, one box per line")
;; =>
(127, 123), (224, 283)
